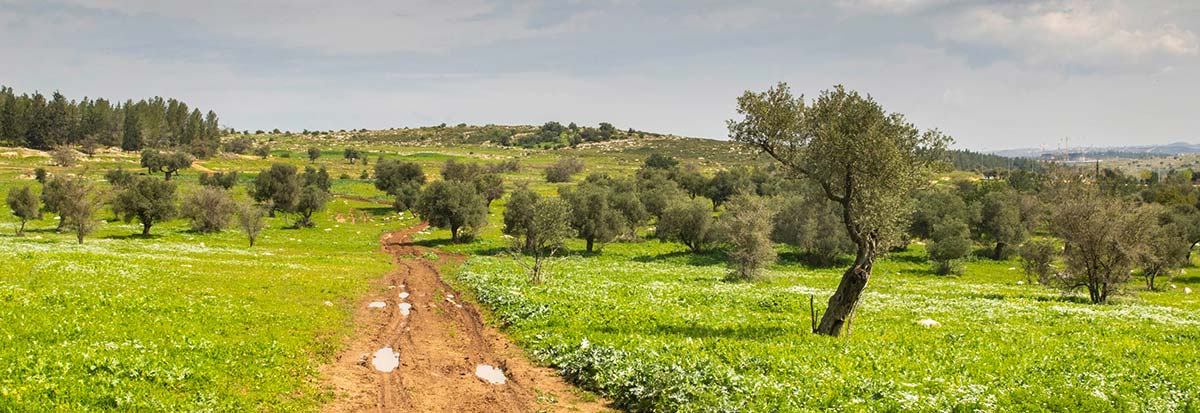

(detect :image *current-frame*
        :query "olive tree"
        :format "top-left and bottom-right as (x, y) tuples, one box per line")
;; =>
(928, 219), (972, 275)
(545, 157), (584, 183)
(374, 159), (425, 212)
(293, 184), (330, 228)
(511, 197), (575, 283)
(181, 186), (237, 233)
(113, 176), (177, 236)
(657, 198), (717, 252)
(1048, 191), (1156, 304)
(252, 163), (300, 217)
(503, 186), (540, 252)
(140, 149), (194, 181)
(730, 83), (949, 336)
(771, 193), (855, 267)
(719, 193), (776, 281)
(559, 178), (626, 252)
(237, 202), (267, 247)
(1019, 239), (1058, 285)
(307, 147), (322, 162)
(977, 189), (1029, 259)
(57, 178), (101, 244)
(6, 186), (41, 235)
(415, 180), (488, 242)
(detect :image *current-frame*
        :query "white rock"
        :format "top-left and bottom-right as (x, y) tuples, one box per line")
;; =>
(399, 292), (410, 299)
(474, 365), (507, 384)
(916, 318), (941, 328)
(1186, 287), (1193, 294)
(1016, 281), (1025, 285)
(372, 347), (400, 372)
(399, 303), (412, 316)
(323, 301), (334, 307)
(368, 301), (386, 308)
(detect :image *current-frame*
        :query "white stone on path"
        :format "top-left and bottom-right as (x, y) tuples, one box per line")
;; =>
(372, 347), (400, 372)
(916, 318), (941, 328)
(475, 365), (507, 384)
(399, 292), (410, 299)
(399, 303), (412, 316)
(368, 301), (386, 308)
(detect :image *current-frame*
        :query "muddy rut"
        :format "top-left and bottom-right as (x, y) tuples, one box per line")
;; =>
(321, 223), (612, 412)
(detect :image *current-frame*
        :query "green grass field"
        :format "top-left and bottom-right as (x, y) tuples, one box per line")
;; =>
(4, 137), (1200, 412)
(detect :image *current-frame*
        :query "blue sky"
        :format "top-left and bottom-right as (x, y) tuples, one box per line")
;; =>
(1, 0), (1197, 150)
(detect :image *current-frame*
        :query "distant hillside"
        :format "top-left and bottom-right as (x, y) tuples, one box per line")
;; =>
(993, 141), (1200, 159)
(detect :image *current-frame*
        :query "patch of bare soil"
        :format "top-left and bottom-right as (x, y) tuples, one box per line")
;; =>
(321, 223), (614, 412)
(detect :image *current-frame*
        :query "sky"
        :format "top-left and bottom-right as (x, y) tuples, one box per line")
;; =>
(1, 0), (1197, 151)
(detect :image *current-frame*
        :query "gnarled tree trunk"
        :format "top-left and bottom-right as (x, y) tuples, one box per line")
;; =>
(815, 239), (877, 336)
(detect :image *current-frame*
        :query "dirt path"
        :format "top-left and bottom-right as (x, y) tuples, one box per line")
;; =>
(191, 161), (214, 174)
(321, 223), (613, 413)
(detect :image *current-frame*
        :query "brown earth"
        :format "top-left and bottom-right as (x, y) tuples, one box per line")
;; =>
(320, 223), (614, 413)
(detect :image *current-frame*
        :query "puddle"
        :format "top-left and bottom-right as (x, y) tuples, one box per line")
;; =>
(474, 364), (507, 384)
(399, 303), (412, 316)
(368, 301), (386, 308)
(399, 292), (410, 299)
(372, 347), (400, 372)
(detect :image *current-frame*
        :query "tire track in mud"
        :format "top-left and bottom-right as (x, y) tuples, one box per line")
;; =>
(321, 223), (613, 412)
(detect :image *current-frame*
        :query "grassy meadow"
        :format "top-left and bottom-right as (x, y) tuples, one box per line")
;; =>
(3, 134), (1200, 412)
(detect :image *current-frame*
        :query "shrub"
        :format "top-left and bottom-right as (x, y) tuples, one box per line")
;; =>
(545, 157), (584, 183)
(657, 198), (717, 252)
(719, 193), (776, 281)
(1019, 239), (1058, 284)
(181, 186), (237, 233)
(6, 186), (41, 236)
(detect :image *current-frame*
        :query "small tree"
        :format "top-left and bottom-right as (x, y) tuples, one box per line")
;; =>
(293, 184), (330, 228)
(51, 146), (78, 167)
(545, 157), (584, 183)
(141, 150), (194, 181)
(1019, 239), (1058, 285)
(254, 145), (271, 159)
(560, 179), (625, 252)
(657, 198), (717, 252)
(414, 180), (488, 242)
(476, 173), (505, 208)
(928, 219), (972, 275)
(237, 202), (267, 247)
(719, 193), (776, 281)
(104, 169), (134, 188)
(307, 147), (322, 162)
(343, 147), (360, 164)
(252, 163), (300, 217)
(6, 186), (41, 235)
(42, 176), (85, 230)
(302, 166), (332, 192)
(375, 159), (425, 211)
(34, 168), (48, 184)
(977, 189), (1028, 259)
(1049, 192), (1156, 304)
(771, 193), (855, 266)
(58, 179), (101, 244)
(705, 168), (754, 211)
(181, 186), (237, 233)
(199, 171), (239, 190)
(113, 176), (177, 236)
(503, 186), (540, 252)
(1140, 207), (1191, 290)
(510, 197), (575, 283)
(441, 159), (482, 182)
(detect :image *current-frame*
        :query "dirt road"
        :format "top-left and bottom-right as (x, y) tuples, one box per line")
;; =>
(321, 223), (612, 412)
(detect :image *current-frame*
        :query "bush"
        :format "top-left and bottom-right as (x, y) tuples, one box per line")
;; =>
(545, 157), (584, 183)
(657, 198), (717, 252)
(181, 186), (237, 233)
(199, 171), (239, 190)
(253, 145), (271, 159)
(1019, 239), (1058, 284)
(928, 219), (972, 275)
(223, 137), (254, 154)
(719, 193), (776, 281)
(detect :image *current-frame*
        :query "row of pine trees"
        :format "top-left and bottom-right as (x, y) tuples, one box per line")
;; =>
(0, 85), (223, 156)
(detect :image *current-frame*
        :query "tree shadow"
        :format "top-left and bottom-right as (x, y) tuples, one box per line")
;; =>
(594, 321), (793, 340)
(106, 233), (163, 240)
(359, 206), (395, 216)
(775, 251), (851, 268)
(1031, 295), (1093, 305)
(632, 250), (727, 267)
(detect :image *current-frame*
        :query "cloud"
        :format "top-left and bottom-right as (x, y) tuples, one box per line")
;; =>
(41, 0), (599, 55)
(834, 0), (951, 15)
(938, 0), (1198, 69)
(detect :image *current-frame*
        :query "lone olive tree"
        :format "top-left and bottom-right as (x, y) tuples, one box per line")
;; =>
(729, 83), (948, 336)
